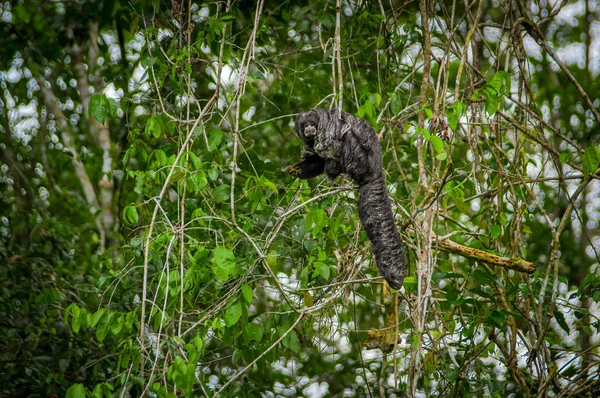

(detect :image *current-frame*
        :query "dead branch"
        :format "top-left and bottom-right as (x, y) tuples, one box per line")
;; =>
(434, 235), (536, 273)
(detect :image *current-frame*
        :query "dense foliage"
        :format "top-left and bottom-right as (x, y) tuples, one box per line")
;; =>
(1, 0), (599, 397)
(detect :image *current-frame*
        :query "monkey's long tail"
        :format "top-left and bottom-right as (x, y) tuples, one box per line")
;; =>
(357, 177), (406, 290)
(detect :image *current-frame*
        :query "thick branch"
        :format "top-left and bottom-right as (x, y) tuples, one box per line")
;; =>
(434, 236), (536, 273)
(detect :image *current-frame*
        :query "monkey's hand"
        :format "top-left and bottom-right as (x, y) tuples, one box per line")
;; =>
(284, 156), (325, 179)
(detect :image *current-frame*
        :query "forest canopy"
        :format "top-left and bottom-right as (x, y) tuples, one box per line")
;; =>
(1, 0), (599, 397)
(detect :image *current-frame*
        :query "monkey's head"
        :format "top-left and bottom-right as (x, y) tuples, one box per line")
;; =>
(295, 109), (322, 146)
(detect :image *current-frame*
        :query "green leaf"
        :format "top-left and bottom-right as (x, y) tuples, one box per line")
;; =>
(488, 310), (507, 328)
(448, 114), (459, 132)
(211, 246), (236, 281)
(313, 262), (330, 280)
(582, 145), (599, 176)
(107, 98), (119, 116)
(208, 130), (223, 151)
(403, 276), (417, 288)
(72, 308), (82, 334)
(241, 284), (253, 304)
(430, 135), (444, 153)
(141, 57), (157, 67)
(243, 322), (263, 342)
(111, 314), (124, 335)
(89, 94), (108, 124)
(66, 383), (86, 398)
(452, 196), (469, 214)
(192, 171), (208, 190)
(283, 329), (300, 353)
(123, 205), (139, 225)
(214, 185), (230, 202)
(447, 101), (465, 131)
(96, 312), (111, 342)
(263, 180), (278, 195)
(435, 152), (447, 161)
(487, 72), (507, 93)
(484, 88), (499, 116)
(306, 209), (327, 235)
(266, 251), (278, 268)
(490, 225), (501, 239)
(64, 303), (78, 324)
(90, 309), (106, 328)
(225, 301), (242, 327)
(146, 115), (163, 138)
(560, 152), (570, 163)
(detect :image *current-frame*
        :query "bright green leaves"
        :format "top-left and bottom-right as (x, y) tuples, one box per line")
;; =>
(89, 94), (118, 124)
(430, 135), (446, 160)
(420, 127), (447, 160)
(483, 88), (499, 116)
(225, 300), (242, 326)
(64, 303), (85, 334)
(96, 311), (111, 342)
(299, 247), (335, 287)
(66, 384), (86, 398)
(487, 71), (511, 93)
(116, 342), (142, 374)
(581, 145), (600, 176)
(150, 149), (169, 167)
(145, 115), (176, 139)
(211, 246), (236, 281)
(190, 170), (208, 192)
(444, 180), (469, 213)
(280, 328), (300, 354)
(486, 310), (508, 328)
(490, 225), (502, 239)
(90, 308), (106, 328)
(447, 101), (465, 131)
(90, 94), (108, 124)
(91, 382), (114, 398)
(64, 303), (136, 343)
(305, 208), (328, 236)
(123, 205), (139, 225)
(167, 355), (196, 391)
(241, 175), (279, 211)
(476, 71), (511, 116)
(389, 92), (401, 115)
(313, 262), (331, 281)
(241, 284), (253, 304)
(145, 115), (163, 138)
(357, 92), (382, 124)
(242, 320), (263, 343)
(187, 152), (210, 193)
(208, 130), (223, 152)
(196, 11), (236, 60)
(213, 185), (231, 202)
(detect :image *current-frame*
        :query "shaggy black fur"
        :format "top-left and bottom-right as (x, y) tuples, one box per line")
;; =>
(285, 109), (406, 289)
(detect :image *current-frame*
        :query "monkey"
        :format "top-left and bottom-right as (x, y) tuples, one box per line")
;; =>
(285, 109), (406, 290)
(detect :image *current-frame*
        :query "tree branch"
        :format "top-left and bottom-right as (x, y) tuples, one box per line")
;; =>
(434, 235), (536, 273)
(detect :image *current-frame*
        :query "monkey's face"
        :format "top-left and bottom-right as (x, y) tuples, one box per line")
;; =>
(295, 109), (322, 146)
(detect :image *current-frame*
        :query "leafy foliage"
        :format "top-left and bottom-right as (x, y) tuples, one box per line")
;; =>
(1, 0), (599, 397)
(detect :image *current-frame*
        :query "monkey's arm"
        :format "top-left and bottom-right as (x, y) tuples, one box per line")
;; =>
(284, 155), (325, 179)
